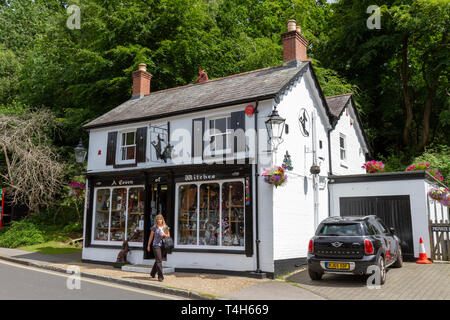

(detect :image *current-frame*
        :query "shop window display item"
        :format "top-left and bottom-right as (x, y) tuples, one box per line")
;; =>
(199, 183), (220, 246)
(94, 189), (111, 241)
(177, 184), (198, 245)
(110, 188), (127, 242)
(222, 182), (245, 247)
(127, 187), (145, 243)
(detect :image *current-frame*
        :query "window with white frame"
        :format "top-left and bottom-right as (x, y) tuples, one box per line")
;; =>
(339, 133), (346, 161)
(207, 116), (233, 155)
(92, 186), (145, 245)
(119, 131), (136, 162)
(176, 180), (245, 249)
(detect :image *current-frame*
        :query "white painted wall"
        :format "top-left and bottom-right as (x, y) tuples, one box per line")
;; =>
(330, 100), (367, 175)
(86, 102), (260, 173)
(329, 178), (431, 258)
(269, 70), (331, 261)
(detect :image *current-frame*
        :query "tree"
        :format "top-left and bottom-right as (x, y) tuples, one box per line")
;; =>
(0, 110), (65, 213)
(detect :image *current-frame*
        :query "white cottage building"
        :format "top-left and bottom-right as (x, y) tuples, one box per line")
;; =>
(81, 20), (370, 277)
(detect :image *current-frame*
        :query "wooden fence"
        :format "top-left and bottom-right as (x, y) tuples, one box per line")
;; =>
(428, 220), (450, 261)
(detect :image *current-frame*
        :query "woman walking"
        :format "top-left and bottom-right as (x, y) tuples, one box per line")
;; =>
(147, 214), (170, 282)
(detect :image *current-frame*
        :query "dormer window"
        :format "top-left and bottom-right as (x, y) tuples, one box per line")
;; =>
(119, 131), (136, 162)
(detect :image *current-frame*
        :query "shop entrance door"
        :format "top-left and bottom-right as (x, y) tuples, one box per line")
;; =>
(144, 183), (168, 260)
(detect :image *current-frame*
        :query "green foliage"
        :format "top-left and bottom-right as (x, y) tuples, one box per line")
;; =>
(413, 144), (450, 184)
(0, 220), (45, 248)
(62, 222), (83, 234)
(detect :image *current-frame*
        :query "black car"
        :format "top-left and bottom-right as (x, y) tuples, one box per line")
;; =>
(307, 215), (403, 284)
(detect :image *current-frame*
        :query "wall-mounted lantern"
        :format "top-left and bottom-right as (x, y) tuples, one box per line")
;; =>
(74, 138), (87, 164)
(265, 107), (286, 152)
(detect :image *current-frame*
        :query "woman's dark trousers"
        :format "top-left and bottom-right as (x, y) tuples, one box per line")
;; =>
(151, 246), (164, 280)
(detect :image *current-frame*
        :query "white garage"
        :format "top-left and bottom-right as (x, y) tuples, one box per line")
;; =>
(328, 170), (449, 260)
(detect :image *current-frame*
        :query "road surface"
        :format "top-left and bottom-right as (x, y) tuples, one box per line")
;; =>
(0, 259), (185, 300)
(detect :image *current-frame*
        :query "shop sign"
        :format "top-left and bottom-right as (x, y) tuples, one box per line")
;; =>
(94, 177), (144, 187)
(185, 174), (216, 182)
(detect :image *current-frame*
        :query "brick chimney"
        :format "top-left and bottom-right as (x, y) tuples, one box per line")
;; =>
(132, 63), (152, 99)
(281, 20), (308, 63)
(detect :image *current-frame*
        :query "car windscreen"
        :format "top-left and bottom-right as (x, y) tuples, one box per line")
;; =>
(318, 223), (363, 236)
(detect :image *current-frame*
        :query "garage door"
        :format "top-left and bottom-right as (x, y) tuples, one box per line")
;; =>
(339, 195), (414, 258)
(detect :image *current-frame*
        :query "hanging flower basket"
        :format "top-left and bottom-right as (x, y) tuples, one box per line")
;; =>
(406, 163), (445, 183)
(69, 181), (86, 197)
(428, 187), (447, 201)
(262, 166), (287, 188)
(362, 161), (385, 173)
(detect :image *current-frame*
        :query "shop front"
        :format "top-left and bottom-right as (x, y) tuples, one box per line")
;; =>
(83, 163), (254, 269)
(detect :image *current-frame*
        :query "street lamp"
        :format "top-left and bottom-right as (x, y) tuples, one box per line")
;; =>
(265, 107), (286, 152)
(74, 138), (87, 164)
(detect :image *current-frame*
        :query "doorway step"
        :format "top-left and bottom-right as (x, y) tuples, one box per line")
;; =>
(122, 264), (175, 274)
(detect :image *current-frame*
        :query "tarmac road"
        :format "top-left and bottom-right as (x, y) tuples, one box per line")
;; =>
(0, 259), (186, 300)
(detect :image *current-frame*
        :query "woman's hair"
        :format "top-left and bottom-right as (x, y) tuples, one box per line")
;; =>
(154, 214), (167, 228)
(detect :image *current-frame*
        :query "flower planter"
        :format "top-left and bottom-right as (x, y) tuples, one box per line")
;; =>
(262, 166), (287, 188)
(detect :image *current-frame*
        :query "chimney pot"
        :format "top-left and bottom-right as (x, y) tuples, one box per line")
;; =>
(138, 63), (147, 72)
(296, 26), (301, 34)
(287, 20), (296, 32)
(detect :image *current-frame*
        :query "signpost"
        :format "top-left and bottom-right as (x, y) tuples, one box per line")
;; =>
(0, 188), (5, 229)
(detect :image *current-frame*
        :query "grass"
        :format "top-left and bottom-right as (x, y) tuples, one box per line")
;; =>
(18, 240), (82, 255)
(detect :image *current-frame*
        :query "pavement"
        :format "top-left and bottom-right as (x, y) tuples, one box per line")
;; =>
(0, 247), (322, 300)
(285, 262), (450, 300)
(0, 247), (448, 300)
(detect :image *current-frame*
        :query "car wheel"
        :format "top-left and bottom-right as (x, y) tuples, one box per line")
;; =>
(377, 255), (386, 285)
(308, 269), (323, 281)
(392, 246), (403, 268)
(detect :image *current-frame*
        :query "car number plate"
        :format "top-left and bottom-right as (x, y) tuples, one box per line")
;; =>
(326, 262), (350, 270)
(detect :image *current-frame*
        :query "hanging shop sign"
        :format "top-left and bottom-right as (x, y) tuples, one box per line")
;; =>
(298, 108), (310, 137)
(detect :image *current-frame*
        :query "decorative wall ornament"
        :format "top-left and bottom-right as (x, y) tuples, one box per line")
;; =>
(282, 151), (293, 171)
(151, 134), (173, 163)
(298, 108), (310, 137)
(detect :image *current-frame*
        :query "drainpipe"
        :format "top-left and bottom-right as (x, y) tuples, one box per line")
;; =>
(327, 128), (333, 217)
(254, 100), (261, 273)
(311, 111), (319, 230)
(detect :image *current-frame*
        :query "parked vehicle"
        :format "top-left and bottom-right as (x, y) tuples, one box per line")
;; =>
(307, 215), (403, 284)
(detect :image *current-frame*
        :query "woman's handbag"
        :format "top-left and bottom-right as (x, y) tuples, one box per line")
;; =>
(162, 237), (174, 253)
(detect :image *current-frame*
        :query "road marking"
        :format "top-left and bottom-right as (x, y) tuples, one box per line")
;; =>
(0, 259), (185, 300)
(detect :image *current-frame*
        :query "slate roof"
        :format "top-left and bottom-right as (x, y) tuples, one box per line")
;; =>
(83, 62), (309, 129)
(325, 93), (352, 118)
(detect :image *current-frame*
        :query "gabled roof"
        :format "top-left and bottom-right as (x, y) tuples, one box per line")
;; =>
(84, 62), (310, 130)
(326, 93), (352, 118)
(326, 93), (372, 156)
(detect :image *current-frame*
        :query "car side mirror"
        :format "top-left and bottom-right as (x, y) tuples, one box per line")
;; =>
(389, 227), (395, 235)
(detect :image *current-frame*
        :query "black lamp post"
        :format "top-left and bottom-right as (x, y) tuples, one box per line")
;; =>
(74, 138), (87, 164)
(265, 107), (286, 152)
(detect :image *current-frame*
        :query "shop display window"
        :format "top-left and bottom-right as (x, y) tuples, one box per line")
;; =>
(127, 187), (145, 243)
(92, 186), (144, 245)
(94, 189), (111, 241)
(199, 183), (220, 246)
(176, 180), (245, 249)
(177, 184), (198, 245)
(110, 188), (127, 242)
(221, 182), (245, 247)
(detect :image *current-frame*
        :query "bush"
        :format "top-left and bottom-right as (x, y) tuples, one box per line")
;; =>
(62, 222), (83, 234)
(413, 145), (450, 184)
(0, 220), (45, 248)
